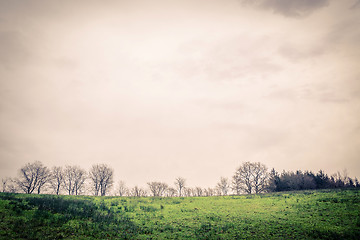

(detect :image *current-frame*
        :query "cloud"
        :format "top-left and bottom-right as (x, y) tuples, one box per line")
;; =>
(0, 31), (31, 68)
(350, 0), (360, 9)
(326, 17), (360, 47)
(318, 91), (349, 103)
(264, 82), (352, 104)
(174, 35), (283, 82)
(278, 43), (325, 62)
(214, 120), (292, 153)
(240, 0), (330, 18)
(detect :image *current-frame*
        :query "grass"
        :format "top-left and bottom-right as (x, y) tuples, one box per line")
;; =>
(0, 189), (359, 239)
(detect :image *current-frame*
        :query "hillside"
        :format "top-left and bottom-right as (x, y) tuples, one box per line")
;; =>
(0, 189), (359, 239)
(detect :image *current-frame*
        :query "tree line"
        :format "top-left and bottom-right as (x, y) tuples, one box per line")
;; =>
(1, 162), (114, 196)
(1, 161), (359, 197)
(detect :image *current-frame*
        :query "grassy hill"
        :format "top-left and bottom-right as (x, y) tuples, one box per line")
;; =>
(0, 189), (359, 239)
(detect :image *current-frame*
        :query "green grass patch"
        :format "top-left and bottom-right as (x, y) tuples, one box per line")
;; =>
(0, 189), (359, 239)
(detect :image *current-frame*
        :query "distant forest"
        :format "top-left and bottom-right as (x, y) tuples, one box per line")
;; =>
(2, 161), (359, 197)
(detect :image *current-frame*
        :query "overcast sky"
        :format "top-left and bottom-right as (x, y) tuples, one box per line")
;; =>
(1, 0), (359, 188)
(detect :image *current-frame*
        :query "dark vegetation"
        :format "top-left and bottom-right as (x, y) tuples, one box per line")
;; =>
(268, 169), (359, 192)
(0, 193), (137, 239)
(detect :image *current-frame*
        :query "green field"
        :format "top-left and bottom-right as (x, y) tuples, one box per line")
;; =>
(0, 189), (359, 239)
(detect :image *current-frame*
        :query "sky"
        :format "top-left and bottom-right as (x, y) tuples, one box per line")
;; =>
(1, 0), (360, 189)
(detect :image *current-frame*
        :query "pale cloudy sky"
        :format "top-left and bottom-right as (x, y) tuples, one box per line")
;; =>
(1, 0), (359, 188)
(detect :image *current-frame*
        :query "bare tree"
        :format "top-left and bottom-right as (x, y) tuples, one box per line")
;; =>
(216, 177), (230, 196)
(63, 165), (86, 195)
(36, 166), (51, 194)
(147, 181), (168, 197)
(15, 161), (50, 194)
(89, 164), (114, 196)
(116, 180), (128, 196)
(130, 186), (147, 197)
(49, 166), (63, 195)
(7, 179), (18, 193)
(2, 178), (8, 192)
(165, 187), (177, 197)
(2, 178), (17, 193)
(233, 162), (252, 194)
(195, 186), (203, 197)
(204, 187), (215, 197)
(252, 162), (269, 193)
(232, 161), (269, 194)
(232, 171), (243, 195)
(183, 187), (193, 197)
(174, 177), (186, 197)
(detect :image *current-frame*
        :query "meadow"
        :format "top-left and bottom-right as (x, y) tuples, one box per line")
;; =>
(0, 189), (359, 239)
